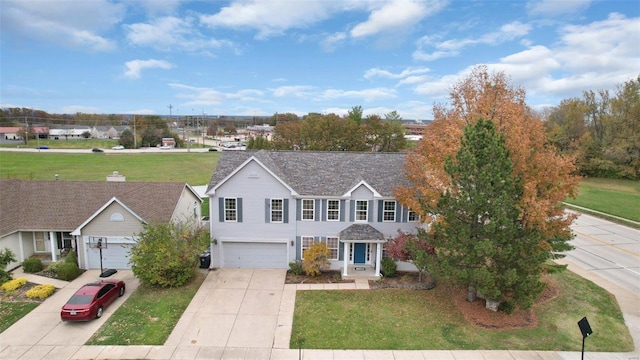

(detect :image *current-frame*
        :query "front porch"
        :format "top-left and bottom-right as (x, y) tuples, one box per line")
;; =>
(341, 265), (379, 280)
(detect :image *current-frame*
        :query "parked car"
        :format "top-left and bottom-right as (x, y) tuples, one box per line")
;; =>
(208, 147), (218, 152)
(91, 148), (104, 152)
(111, 145), (125, 150)
(60, 280), (125, 321)
(36, 146), (48, 149)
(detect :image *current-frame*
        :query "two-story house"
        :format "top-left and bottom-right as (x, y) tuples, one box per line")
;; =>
(205, 150), (422, 278)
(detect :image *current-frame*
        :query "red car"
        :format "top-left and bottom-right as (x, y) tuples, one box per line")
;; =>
(60, 280), (125, 321)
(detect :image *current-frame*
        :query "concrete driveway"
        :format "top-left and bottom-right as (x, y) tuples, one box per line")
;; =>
(1, 269), (139, 347)
(164, 268), (293, 357)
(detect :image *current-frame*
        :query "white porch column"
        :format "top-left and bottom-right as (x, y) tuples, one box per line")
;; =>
(342, 242), (349, 276)
(50, 231), (57, 262)
(18, 232), (25, 262)
(375, 242), (382, 277)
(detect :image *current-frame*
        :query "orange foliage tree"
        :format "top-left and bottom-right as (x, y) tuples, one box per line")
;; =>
(396, 65), (581, 257)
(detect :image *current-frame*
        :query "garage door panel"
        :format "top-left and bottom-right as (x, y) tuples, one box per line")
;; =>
(222, 242), (287, 268)
(87, 243), (132, 269)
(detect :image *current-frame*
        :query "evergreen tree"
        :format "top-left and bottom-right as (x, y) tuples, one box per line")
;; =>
(433, 119), (546, 309)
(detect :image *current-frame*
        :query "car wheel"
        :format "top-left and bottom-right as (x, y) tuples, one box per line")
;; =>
(119, 286), (125, 297)
(96, 306), (103, 319)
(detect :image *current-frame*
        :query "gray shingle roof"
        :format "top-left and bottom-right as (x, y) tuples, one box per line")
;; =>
(339, 224), (385, 240)
(0, 180), (193, 237)
(208, 150), (407, 197)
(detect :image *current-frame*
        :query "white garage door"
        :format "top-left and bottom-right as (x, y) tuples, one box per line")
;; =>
(87, 243), (132, 269)
(222, 242), (288, 268)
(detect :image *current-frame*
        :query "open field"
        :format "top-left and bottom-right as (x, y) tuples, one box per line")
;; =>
(565, 177), (640, 222)
(0, 152), (219, 185)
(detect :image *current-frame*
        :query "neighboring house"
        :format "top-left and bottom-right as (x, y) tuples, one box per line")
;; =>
(206, 150), (423, 277)
(0, 127), (24, 140)
(0, 179), (202, 271)
(91, 126), (124, 139)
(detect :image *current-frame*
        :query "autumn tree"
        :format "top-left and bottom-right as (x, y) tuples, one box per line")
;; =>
(434, 119), (547, 308)
(397, 66), (579, 255)
(385, 230), (435, 282)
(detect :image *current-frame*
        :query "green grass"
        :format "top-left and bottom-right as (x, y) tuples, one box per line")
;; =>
(86, 270), (206, 345)
(0, 302), (40, 333)
(0, 152), (219, 185)
(291, 271), (633, 351)
(0, 139), (120, 149)
(565, 178), (640, 222)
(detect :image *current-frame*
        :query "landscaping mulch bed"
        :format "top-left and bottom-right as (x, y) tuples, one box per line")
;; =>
(451, 275), (561, 330)
(286, 270), (354, 284)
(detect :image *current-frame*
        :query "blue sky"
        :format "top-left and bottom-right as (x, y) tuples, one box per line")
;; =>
(1, 0), (638, 120)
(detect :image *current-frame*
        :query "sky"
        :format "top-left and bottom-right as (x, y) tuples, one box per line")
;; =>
(1, 0), (639, 120)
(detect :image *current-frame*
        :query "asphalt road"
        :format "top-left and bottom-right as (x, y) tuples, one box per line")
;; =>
(565, 212), (640, 295)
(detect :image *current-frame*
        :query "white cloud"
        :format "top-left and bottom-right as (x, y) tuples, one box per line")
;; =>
(320, 88), (397, 102)
(125, 16), (235, 53)
(59, 105), (102, 114)
(270, 86), (316, 98)
(124, 59), (174, 79)
(169, 83), (267, 107)
(199, 0), (340, 39)
(350, 0), (444, 38)
(413, 21), (532, 61)
(527, 0), (593, 16)
(364, 66), (431, 80)
(0, 0), (123, 51)
(320, 32), (347, 52)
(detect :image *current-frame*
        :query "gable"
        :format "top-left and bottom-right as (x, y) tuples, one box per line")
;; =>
(78, 199), (146, 236)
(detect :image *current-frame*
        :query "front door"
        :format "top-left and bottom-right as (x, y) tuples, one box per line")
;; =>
(354, 243), (366, 264)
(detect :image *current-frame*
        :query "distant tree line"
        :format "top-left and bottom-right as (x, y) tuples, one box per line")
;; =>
(543, 75), (640, 179)
(247, 106), (407, 152)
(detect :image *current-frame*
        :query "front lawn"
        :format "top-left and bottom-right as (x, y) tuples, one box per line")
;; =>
(565, 178), (640, 222)
(291, 270), (633, 351)
(0, 302), (40, 333)
(86, 270), (206, 345)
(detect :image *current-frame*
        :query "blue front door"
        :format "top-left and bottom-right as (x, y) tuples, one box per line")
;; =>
(354, 243), (366, 264)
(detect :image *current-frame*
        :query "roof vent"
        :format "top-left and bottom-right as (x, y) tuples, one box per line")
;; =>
(107, 171), (126, 182)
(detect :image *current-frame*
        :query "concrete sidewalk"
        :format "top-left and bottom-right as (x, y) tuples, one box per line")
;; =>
(1, 266), (638, 360)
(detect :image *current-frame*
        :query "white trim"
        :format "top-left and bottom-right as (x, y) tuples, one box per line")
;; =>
(355, 200), (368, 222)
(71, 197), (146, 236)
(300, 236), (315, 260)
(326, 199), (340, 221)
(342, 180), (381, 198)
(207, 156), (299, 196)
(224, 197), (238, 222)
(301, 199), (315, 221)
(382, 200), (396, 222)
(271, 198), (284, 223)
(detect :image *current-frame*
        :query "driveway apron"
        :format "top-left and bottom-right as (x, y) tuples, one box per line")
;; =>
(165, 268), (290, 350)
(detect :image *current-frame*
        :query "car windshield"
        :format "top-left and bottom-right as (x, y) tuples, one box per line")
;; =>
(67, 295), (94, 305)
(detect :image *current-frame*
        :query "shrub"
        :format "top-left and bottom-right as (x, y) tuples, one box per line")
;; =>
(46, 260), (65, 274)
(0, 248), (17, 284)
(288, 261), (304, 275)
(26, 284), (56, 299)
(56, 262), (81, 281)
(65, 249), (78, 265)
(22, 258), (43, 273)
(381, 257), (397, 277)
(130, 221), (210, 287)
(1, 277), (27, 292)
(498, 300), (515, 315)
(302, 242), (330, 277)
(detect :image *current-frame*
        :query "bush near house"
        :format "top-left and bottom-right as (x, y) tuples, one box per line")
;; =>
(56, 262), (81, 281)
(22, 258), (43, 273)
(0, 249), (17, 284)
(65, 250), (78, 265)
(302, 242), (331, 277)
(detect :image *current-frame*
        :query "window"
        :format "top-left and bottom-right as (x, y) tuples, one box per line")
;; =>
(327, 200), (340, 221)
(34, 232), (46, 252)
(224, 198), (237, 222)
(271, 199), (283, 223)
(302, 199), (314, 221)
(301, 236), (314, 259)
(355, 200), (368, 221)
(383, 200), (396, 222)
(408, 210), (419, 222)
(326, 237), (339, 260)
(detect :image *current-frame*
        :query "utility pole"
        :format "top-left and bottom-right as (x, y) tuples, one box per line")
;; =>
(133, 115), (137, 149)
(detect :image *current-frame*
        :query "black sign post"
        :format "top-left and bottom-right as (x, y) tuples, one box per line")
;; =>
(578, 317), (593, 360)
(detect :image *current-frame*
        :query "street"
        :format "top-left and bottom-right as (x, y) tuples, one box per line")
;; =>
(564, 212), (640, 295)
